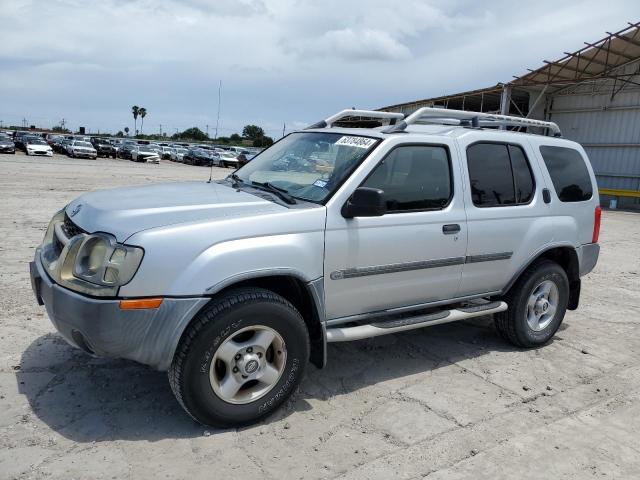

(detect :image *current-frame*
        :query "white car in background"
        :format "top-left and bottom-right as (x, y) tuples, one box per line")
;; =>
(68, 141), (97, 159)
(170, 147), (188, 162)
(130, 145), (160, 163)
(159, 146), (174, 160)
(217, 150), (239, 168)
(25, 137), (53, 156)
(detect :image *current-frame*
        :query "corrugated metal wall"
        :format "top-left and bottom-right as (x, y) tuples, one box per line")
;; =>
(529, 61), (640, 207)
(549, 90), (640, 191)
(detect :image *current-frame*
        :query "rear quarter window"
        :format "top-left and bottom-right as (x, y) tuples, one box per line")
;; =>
(539, 146), (593, 202)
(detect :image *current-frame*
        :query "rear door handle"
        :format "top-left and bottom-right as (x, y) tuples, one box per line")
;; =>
(442, 224), (461, 235)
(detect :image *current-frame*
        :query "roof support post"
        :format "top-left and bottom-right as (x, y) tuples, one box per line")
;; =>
(499, 85), (512, 129)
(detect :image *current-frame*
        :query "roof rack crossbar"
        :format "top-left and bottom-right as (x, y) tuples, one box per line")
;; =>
(306, 109), (405, 129)
(391, 107), (562, 137)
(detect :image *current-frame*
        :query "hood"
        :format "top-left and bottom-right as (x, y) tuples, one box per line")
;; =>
(66, 181), (286, 242)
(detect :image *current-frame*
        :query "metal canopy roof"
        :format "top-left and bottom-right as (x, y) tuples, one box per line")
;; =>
(379, 21), (640, 114)
(511, 21), (640, 87)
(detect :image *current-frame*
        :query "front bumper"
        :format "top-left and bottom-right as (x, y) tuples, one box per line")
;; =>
(0, 146), (15, 153)
(30, 253), (208, 370)
(73, 151), (97, 158)
(28, 150), (53, 156)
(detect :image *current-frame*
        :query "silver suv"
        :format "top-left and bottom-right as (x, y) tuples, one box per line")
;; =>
(30, 108), (601, 427)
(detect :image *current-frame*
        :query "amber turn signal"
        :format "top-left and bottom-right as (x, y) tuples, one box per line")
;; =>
(119, 298), (164, 310)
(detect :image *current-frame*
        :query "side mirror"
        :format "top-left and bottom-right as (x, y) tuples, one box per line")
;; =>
(342, 187), (386, 218)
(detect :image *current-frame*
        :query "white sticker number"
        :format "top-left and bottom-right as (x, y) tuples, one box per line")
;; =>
(335, 136), (376, 149)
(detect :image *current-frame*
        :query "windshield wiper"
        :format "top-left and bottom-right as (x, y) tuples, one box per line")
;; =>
(230, 173), (244, 188)
(250, 181), (297, 205)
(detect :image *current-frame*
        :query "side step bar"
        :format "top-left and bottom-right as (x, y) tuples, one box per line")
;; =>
(325, 301), (507, 342)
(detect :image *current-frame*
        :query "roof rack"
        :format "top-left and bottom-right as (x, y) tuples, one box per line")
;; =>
(306, 109), (405, 129)
(382, 107), (562, 137)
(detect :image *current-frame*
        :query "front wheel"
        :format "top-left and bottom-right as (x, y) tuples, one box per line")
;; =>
(495, 259), (569, 348)
(169, 288), (309, 427)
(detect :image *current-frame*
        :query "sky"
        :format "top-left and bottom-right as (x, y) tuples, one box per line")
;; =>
(1, 0), (639, 138)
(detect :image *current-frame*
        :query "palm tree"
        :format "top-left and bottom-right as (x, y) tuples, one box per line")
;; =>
(139, 107), (147, 134)
(131, 106), (139, 137)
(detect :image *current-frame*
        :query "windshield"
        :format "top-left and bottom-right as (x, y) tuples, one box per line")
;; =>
(138, 146), (153, 153)
(75, 141), (92, 147)
(233, 132), (380, 203)
(28, 138), (47, 145)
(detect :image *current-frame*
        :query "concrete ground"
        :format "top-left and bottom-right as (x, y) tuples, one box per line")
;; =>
(1, 152), (639, 479)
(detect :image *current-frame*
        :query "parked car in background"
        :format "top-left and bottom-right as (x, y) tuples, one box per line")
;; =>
(237, 149), (260, 167)
(159, 146), (174, 160)
(118, 141), (138, 160)
(218, 150), (239, 168)
(25, 137), (53, 156)
(148, 144), (162, 155)
(91, 138), (115, 158)
(182, 148), (199, 165)
(130, 145), (160, 162)
(0, 135), (16, 154)
(15, 134), (39, 151)
(170, 147), (188, 162)
(44, 134), (62, 146)
(51, 137), (66, 153)
(68, 140), (97, 159)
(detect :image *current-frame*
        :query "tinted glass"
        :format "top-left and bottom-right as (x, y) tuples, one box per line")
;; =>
(509, 145), (535, 203)
(362, 145), (451, 212)
(540, 146), (593, 202)
(467, 143), (515, 206)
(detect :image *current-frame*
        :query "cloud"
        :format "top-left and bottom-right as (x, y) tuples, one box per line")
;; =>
(290, 28), (412, 62)
(0, 0), (638, 136)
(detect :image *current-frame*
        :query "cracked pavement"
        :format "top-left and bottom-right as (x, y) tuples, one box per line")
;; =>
(1, 153), (640, 479)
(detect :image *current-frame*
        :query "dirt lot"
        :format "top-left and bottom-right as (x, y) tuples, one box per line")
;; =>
(1, 152), (639, 479)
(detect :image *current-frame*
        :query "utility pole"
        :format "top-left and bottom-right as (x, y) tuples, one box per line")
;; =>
(214, 80), (221, 140)
(206, 124), (209, 137)
(282, 123), (286, 137)
(60, 118), (66, 130)
(159, 124), (162, 136)
(22, 118), (27, 128)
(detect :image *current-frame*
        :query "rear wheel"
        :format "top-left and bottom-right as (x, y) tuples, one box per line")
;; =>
(495, 260), (569, 347)
(169, 288), (309, 427)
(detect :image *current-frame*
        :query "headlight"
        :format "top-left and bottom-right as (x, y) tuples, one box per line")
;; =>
(64, 233), (143, 288)
(40, 212), (144, 296)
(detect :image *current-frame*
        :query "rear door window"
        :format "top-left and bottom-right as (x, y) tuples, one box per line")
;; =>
(466, 143), (536, 207)
(539, 146), (593, 202)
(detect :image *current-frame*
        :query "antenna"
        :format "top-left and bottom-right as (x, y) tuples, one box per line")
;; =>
(214, 80), (222, 140)
(207, 158), (214, 183)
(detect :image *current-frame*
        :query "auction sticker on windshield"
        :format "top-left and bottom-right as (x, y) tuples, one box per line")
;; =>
(335, 136), (377, 149)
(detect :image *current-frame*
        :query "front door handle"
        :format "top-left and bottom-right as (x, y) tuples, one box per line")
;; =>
(442, 224), (461, 235)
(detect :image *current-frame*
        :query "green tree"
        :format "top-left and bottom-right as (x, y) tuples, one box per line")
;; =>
(253, 136), (274, 147)
(229, 133), (242, 142)
(116, 130), (124, 137)
(51, 125), (71, 133)
(242, 125), (265, 140)
(131, 106), (139, 135)
(172, 127), (208, 141)
(124, 127), (130, 136)
(139, 107), (147, 134)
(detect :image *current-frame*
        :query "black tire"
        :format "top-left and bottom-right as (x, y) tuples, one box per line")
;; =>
(495, 259), (569, 348)
(169, 288), (309, 427)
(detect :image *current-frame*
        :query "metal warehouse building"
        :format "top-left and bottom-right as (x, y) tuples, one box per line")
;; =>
(379, 22), (640, 209)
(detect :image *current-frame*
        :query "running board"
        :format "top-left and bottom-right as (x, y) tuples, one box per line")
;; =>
(325, 301), (507, 342)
